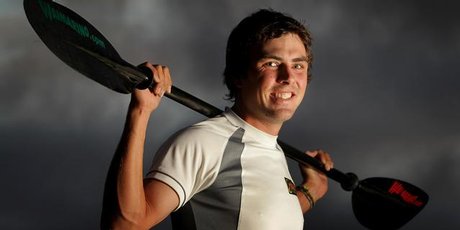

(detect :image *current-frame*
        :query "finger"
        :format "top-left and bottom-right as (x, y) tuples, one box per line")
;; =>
(306, 150), (317, 157)
(314, 150), (329, 170)
(163, 66), (172, 94)
(317, 151), (333, 171)
(306, 149), (334, 171)
(153, 65), (165, 96)
(157, 65), (169, 96)
(303, 150), (319, 170)
(158, 65), (170, 96)
(146, 64), (158, 84)
(320, 153), (333, 171)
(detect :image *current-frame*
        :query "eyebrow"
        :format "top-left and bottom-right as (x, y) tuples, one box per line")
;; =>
(260, 54), (309, 62)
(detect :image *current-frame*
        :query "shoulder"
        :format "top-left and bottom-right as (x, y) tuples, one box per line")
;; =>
(173, 114), (238, 144)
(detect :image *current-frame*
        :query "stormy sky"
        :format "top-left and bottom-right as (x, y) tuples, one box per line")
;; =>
(1, 0), (459, 229)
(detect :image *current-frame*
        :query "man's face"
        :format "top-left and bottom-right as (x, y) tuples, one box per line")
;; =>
(235, 33), (309, 129)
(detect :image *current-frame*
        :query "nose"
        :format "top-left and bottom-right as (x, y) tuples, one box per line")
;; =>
(277, 64), (294, 84)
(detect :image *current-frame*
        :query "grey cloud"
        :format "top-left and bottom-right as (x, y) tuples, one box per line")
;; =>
(1, 0), (459, 229)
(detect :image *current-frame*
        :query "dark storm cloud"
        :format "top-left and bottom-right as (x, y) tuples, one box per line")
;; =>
(1, 0), (459, 229)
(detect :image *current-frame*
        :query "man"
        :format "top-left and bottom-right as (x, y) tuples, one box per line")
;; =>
(101, 9), (333, 230)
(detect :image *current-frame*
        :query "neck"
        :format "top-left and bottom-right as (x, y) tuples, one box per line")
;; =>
(231, 104), (283, 136)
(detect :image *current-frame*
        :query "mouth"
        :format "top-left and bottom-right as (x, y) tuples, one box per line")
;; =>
(271, 91), (295, 100)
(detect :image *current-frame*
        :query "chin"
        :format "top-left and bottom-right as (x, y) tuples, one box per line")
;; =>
(268, 109), (296, 122)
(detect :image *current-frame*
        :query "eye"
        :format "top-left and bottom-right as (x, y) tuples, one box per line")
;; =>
(265, 61), (279, 67)
(293, 63), (304, 69)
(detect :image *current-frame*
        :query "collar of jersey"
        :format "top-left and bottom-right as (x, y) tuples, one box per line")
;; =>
(223, 107), (279, 149)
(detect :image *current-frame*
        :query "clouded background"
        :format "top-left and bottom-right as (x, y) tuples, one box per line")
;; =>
(1, 0), (459, 229)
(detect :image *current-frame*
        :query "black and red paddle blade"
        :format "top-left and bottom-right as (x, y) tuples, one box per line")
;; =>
(352, 177), (429, 230)
(24, 0), (148, 93)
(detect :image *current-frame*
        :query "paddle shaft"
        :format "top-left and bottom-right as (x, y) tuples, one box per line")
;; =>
(163, 81), (359, 191)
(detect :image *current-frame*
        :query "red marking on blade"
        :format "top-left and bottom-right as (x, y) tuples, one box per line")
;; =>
(388, 181), (424, 207)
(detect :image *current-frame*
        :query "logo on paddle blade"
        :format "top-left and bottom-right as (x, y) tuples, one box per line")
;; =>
(388, 180), (424, 207)
(37, 0), (106, 49)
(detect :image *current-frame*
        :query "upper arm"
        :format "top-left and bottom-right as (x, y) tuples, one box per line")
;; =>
(141, 126), (224, 228)
(142, 178), (180, 227)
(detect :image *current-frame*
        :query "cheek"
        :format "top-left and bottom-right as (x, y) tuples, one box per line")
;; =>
(301, 80), (308, 91)
(297, 77), (308, 96)
(295, 73), (308, 85)
(258, 73), (278, 89)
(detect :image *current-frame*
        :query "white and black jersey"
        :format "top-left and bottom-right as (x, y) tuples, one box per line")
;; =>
(146, 108), (303, 230)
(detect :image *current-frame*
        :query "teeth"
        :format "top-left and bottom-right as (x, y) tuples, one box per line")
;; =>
(275, 92), (292, 99)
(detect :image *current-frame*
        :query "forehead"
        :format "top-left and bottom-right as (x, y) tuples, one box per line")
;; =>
(254, 33), (307, 59)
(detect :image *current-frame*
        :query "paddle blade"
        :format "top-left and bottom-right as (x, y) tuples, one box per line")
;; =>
(24, 0), (147, 93)
(352, 177), (429, 230)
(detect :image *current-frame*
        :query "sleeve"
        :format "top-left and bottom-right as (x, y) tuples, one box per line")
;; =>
(145, 126), (225, 210)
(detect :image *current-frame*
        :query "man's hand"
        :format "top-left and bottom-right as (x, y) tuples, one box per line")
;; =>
(298, 149), (334, 205)
(130, 62), (172, 113)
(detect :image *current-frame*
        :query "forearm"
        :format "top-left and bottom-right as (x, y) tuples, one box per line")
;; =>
(296, 183), (317, 213)
(118, 106), (151, 217)
(101, 105), (152, 229)
(296, 150), (332, 214)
